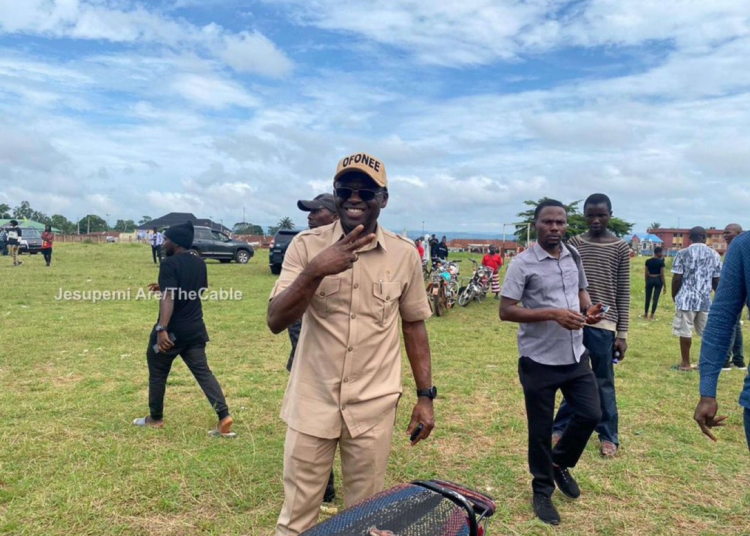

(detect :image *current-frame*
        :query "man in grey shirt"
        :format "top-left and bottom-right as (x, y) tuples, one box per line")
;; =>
(500, 199), (604, 526)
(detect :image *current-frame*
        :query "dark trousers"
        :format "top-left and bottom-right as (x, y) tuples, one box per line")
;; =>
(725, 316), (745, 367)
(42, 248), (52, 265)
(147, 340), (229, 421)
(0, 241), (6, 256)
(553, 327), (619, 445)
(645, 277), (663, 316)
(151, 245), (162, 264)
(519, 354), (601, 496)
(745, 408), (750, 452)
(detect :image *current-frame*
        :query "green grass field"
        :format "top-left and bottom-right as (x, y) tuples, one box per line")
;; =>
(1, 243), (749, 535)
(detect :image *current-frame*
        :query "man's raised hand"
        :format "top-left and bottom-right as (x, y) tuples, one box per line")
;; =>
(309, 225), (376, 277)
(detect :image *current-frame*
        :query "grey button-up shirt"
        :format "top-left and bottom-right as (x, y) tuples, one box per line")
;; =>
(502, 243), (588, 365)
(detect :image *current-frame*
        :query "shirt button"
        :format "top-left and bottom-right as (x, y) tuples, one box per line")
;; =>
(386, 296), (390, 300)
(343, 377), (350, 383)
(347, 347), (353, 352)
(353, 283), (359, 289)
(340, 405), (346, 411)
(319, 291), (325, 297)
(351, 313), (356, 319)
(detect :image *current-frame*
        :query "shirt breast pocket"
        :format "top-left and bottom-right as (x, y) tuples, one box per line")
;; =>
(311, 277), (342, 318)
(373, 281), (403, 326)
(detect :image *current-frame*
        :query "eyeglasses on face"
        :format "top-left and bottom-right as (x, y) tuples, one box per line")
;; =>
(334, 187), (383, 202)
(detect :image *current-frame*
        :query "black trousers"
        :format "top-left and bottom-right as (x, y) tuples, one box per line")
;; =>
(151, 245), (162, 264)
(645, 277), (663, 316)
(518, 355), (601, 496)
(42, 248), (52, 265)
(147, 340), (229, 421)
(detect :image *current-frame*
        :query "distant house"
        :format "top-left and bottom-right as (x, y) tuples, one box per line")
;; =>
(136, 213), (231, 234)
(0, 219), (61, 233)
(626, 233), (664, 255)
(647, 227), (727, 254)
(447, 238), (523, 256)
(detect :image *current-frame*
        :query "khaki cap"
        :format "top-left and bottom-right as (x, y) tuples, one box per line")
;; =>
(333, 153), (387, 188)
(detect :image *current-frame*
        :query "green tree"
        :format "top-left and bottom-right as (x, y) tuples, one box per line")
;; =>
(514, 198), (634, 244)
(138, 216), (152, 226)
(649, 222), (661, 230)
(0, 203), (10, 219)
(12, 200), (48, 223)
(278, 217), (295, 231)
(49, 214), (76, 234)
(115, 219), (136, 232)
(233, 222), (264, 235)
(76, 215), (108, 233)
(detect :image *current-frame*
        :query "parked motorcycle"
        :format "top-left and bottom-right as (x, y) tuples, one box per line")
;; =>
(426, 259), (460, 316)
(458, 259), (492, 307)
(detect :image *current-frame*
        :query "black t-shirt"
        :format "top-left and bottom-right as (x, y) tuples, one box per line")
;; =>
(157, 252), (209, 345)
(6, 227), (21, 245)
(645, 257), (665, 276)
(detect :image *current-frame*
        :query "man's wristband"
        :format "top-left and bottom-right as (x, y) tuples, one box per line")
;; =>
(417, 386), (437, 400)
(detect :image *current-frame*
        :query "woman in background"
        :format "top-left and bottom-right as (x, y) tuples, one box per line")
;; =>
(644, 246), (666, 319)
(41, 224), (54, 267)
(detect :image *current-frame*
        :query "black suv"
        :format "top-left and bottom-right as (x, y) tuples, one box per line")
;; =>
(269, 229), (301, 274)
(19, 228), (43, 255)
(190, 226), (254, 264)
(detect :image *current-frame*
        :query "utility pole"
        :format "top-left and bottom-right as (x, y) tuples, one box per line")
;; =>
(422, 221), (425, 235)
(243, 206), (246, 226)
(87, 216), (90, 234)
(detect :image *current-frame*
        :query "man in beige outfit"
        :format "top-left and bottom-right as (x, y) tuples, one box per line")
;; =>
(268, 152), (436, 535)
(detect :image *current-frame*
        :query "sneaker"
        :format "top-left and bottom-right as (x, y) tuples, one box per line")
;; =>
(553, 466), (580, 499)
(532, 493), (560, 525)
(722, 362), (732, 371)
(733, 362), (747, 369)
(132, 416), (164, 428)
(551, 431), (562, 448)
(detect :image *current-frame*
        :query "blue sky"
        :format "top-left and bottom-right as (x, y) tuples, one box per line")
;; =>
(1, 0), (749, 232)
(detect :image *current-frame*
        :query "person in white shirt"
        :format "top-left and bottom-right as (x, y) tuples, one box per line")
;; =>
(150, 227), (164, 265)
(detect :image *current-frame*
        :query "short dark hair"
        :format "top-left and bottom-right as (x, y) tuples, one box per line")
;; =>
(654, 246), (663, 254)
(689, 226), (706, 241)
(584, 193), (612, 212)
(534, 199), (565, 221)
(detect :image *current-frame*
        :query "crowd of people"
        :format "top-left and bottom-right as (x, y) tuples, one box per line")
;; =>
(118, 151), (747, 532)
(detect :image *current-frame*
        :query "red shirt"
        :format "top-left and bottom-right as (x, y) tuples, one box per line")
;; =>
(482, 253), (503, 272)
(417, 244), (425, 260)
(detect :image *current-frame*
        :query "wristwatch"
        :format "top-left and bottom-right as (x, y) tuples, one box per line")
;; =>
(417, 386), (438, 400)
(155, 324), (166, 333)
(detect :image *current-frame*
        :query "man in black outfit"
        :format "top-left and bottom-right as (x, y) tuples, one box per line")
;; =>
(133, 221), (233, 437)
(285, 193), (339, 502)
(500, 200), (603, 525)
(435, 236), (449, 261)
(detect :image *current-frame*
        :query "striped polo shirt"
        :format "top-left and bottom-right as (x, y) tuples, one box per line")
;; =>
(568, 235), (631, 339)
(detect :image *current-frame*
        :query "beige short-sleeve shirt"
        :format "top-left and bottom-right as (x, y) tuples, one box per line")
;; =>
(270, 221), (432, 439)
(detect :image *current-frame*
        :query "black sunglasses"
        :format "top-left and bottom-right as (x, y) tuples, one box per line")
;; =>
(334, 187), (383, 202)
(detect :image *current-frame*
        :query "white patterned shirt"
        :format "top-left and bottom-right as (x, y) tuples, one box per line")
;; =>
(672, 243), (722, 312)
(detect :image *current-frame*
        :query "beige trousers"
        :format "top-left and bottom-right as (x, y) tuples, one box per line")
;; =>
(275, 409), (396, 536)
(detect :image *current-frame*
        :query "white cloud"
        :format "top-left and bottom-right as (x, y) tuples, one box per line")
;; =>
(0, 0), (293, 78)
(172, 73), (259, 109)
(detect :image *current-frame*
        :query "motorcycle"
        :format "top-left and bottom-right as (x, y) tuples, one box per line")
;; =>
(426, 259), (460, 316)
(458, 259), (493, 307)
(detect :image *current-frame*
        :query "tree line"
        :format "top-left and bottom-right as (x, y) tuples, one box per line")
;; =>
(1, 200), (297, 236)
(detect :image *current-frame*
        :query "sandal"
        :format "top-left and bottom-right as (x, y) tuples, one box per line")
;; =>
(600, 441), (618, 458)
(132, 416), (164, 428)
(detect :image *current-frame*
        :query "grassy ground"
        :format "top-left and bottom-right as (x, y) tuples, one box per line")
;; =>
(1, 243), (749, 535)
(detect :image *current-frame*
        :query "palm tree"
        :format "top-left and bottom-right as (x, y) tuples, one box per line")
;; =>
(278, 217), (295, 230)
(649, 222), (661, 230)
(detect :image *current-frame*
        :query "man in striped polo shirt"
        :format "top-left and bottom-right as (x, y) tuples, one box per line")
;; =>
(552, 193), (630, 458)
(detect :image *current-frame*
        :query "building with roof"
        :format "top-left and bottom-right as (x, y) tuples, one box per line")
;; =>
(626, 233), (663, 255)
(447, 238), (523, 256)
(135, 213), (231, 234)
(0, 219), (61, 233)
(647, 227), (727, 254)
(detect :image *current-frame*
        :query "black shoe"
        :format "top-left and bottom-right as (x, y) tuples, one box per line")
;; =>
(323, 485), (336, 503)
(532, 493), (560, 525)
(553, 466), (580, 499)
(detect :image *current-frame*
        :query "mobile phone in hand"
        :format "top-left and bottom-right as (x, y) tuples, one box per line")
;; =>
(410, 423), (424, 442)
(153, 333), (177, 354)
